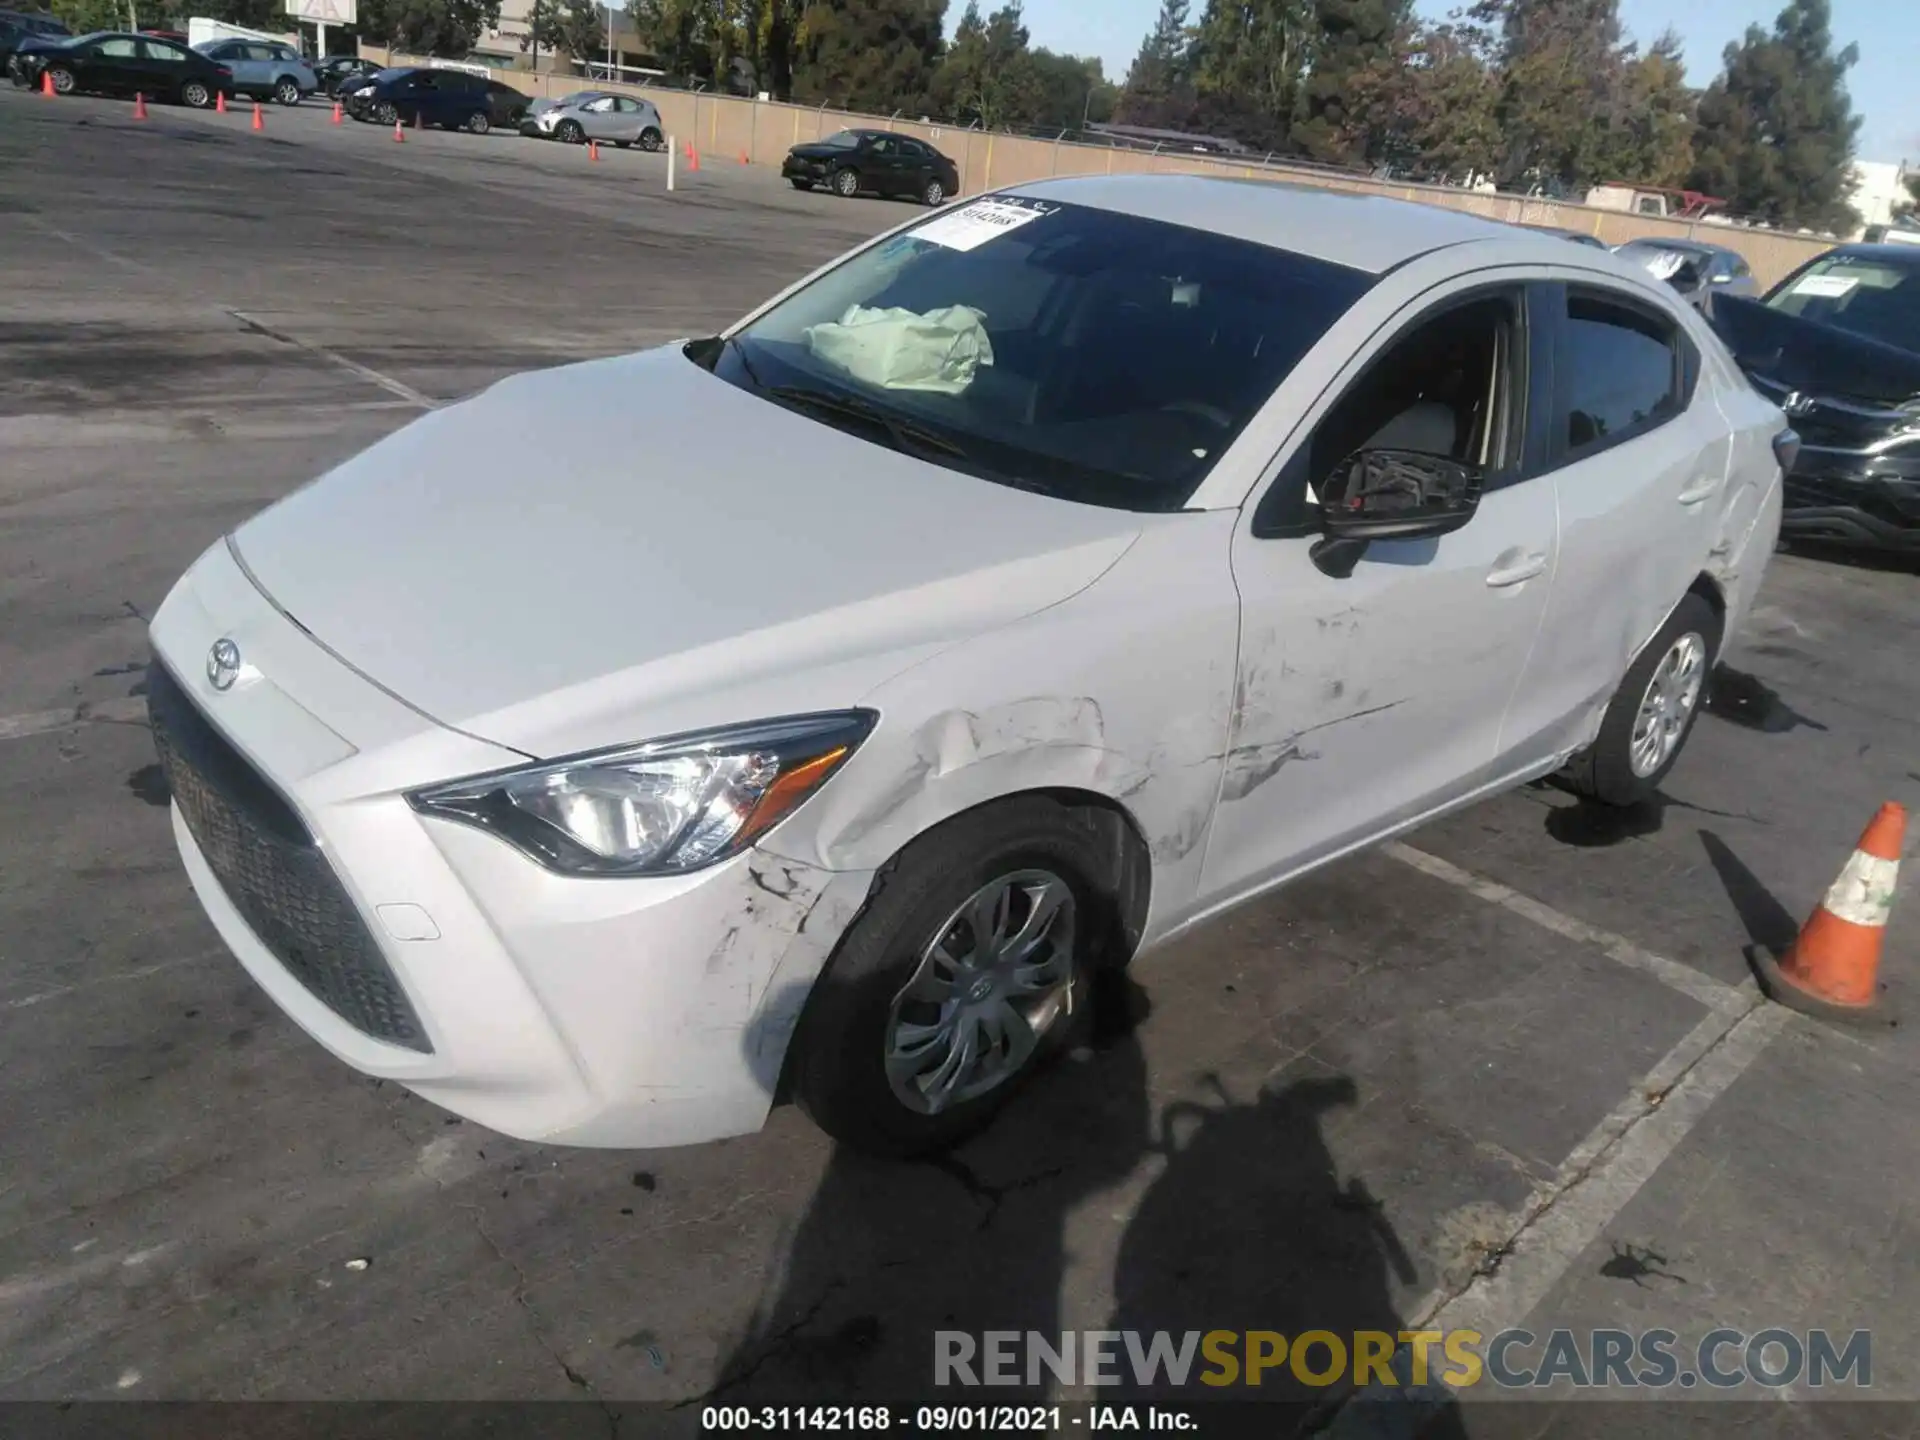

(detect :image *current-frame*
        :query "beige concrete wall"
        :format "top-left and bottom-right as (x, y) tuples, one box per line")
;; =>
(362, 46), (1835, 289)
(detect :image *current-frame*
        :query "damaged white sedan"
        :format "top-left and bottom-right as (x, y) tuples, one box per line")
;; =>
(148, 176), (1792, 1157)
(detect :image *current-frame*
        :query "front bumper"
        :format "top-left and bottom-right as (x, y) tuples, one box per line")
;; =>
(1781, 461), (1920, 551)
(782, 157), (826, 183)
(150, 539), (875, 1148)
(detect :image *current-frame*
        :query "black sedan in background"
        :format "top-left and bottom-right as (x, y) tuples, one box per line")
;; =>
(342, 65), (528, 133)
(10, 30), (231, 107)
(314, 54), (380, 96)
(1712, 243), (1920, 553)
(782, 128), (959, 206)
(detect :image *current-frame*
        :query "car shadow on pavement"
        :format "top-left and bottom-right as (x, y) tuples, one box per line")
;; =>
(715, 969), (1466, 1436)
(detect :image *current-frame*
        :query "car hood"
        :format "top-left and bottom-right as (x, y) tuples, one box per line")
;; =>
(230, 347), (1142, 757)
(788, 143), (853, 160)
(1712, 294), (1920, 405)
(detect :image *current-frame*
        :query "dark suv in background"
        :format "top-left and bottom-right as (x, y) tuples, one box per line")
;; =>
(0, 7), (68, 74)
(1712, 243), (1920, 554)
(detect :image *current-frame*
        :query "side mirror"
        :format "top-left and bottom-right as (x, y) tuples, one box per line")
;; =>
(1310, 449), (1484, 578)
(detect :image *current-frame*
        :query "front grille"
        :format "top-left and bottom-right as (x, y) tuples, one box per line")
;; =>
(148, 661), (431, 1052)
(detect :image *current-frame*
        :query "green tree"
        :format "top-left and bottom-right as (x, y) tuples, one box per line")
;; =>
(626, 0), (760, 88)
(789, 0), (944, 109)
(1591, 30), (1695, 188)
(524, 0), (605, 64)
(1116, 0), (1191, 121)
(1025, 48), (1113, 130)
(1187, 0), (1316, 150)
(929, 1), (1041, 128)
(1371, 20), (1500, 178)
(357, 0), (501, 53)
(1472, 0), (1638, 193)
(1687, 0), (1861, 231)
(1290, 0), (1414, 165)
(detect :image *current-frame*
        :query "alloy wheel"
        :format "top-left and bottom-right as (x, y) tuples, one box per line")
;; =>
(1629, 631), (1707, 777)
(884, 870), (1077, 1114)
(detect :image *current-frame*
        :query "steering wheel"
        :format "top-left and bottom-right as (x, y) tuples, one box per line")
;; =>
(1160, 399), (1234, 429)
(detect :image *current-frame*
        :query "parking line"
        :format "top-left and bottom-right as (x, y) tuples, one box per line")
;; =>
(0, 697), (148, 743)
(227, 311), (439, 410)
(1384, 841), (1747, 1014)
(1, 950), (225, 1013)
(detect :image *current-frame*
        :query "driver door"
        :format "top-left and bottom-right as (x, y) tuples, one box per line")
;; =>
(1198, 279), (1563, 904)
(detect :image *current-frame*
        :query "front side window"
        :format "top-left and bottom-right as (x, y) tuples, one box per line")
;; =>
(703, 198), (1374, 512)
(1560, 292), (1681, 450)
(94, 35), (138, 57)
(1765, 254), (1920, 352)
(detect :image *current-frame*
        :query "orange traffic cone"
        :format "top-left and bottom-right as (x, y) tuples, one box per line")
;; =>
(251, 100), (264, 131)
(133, 91), (147, 119)
(588, 138), (599, 161)
(688, 145), (700, 172)
(215, 90), (226, 113)
(40, 70), (54, 96)
(1751, 802), (1905, 1022)
(331, 100), (343, 124)
(392, 117), (405, 142)
(738, 148), (748, 165)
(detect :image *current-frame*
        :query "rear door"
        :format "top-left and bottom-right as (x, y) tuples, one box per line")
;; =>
(1511, 281), (1725, 761)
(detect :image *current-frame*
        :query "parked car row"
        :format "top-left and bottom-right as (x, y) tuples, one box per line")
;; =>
(8, 30), (233, 108)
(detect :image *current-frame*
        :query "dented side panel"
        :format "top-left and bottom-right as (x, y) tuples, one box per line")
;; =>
(758, 515), (1242, 946)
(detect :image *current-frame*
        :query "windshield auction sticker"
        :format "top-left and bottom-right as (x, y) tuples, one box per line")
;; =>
(914, 197), (1058, 252)
(1792, 274), (1859, 298)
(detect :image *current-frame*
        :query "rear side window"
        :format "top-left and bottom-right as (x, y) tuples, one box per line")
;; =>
(1559, 291), (1684, 452)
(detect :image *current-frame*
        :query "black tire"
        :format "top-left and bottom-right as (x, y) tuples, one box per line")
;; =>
(1560, 592), (1723, 806)
(789, 177), (811, 190)
(790, 796), (1138, 1157)
(639, 126), (662, 151)
(180, 79), (212, 109)
(465, 109), (489, 134)
(47, 64), (75, 95)
(273, 76), (300, 105)
(556, 119), (584, 144)
(374, 101), (397, 126)
(831, 166), (860, 198)
(922, 177), (946, 206)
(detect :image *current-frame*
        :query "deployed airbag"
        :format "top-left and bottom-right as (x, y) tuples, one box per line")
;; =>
(804, 303), (995, 393)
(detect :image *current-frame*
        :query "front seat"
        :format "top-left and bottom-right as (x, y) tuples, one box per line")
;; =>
(1359, 401), (1460, 458)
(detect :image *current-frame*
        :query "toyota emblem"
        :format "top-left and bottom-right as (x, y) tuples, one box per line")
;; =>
(207, 638), (242, 691)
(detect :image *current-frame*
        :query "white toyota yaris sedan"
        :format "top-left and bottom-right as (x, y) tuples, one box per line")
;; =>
(148, 176), (1792, 1157)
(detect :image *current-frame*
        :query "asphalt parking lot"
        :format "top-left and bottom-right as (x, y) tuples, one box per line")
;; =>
(4, 84), (1920, 1432)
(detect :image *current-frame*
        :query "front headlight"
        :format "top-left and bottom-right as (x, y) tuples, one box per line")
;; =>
(352, 84), (374, 97)
(407, 711), (875, 877)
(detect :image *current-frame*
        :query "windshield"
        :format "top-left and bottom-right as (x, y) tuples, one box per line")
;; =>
(1765, 254), (1920, 354)
(705, 197), (1373, 512)
(817, 130), (861, 149)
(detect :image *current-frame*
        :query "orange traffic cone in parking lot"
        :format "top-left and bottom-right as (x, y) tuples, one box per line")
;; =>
(133, 91), (147, 119)
(1751, 801), (1905, 1023)
(688, 145), (700, 172)
(588, 138), (600, 161)
(392, 117), (405, 142)
(215, 90), (226, 113)
(331, 100), (343, 124)
(40, 70), (54, 96)
(738, 148), (748, 165)
(250, 100), (263, 131)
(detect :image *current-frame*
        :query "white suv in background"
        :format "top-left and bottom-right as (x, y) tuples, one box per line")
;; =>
(147, 177), (1790, 1159)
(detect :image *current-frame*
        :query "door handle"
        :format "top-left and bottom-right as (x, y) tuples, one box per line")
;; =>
(1678, 476), (1720, 505)
(1486, 550), (1549, 587)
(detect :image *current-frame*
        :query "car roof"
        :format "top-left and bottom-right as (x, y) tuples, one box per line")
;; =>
(1006, 174), (1555, 275)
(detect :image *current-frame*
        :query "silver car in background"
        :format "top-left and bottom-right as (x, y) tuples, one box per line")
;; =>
(1614, 237), (1760, 314)
(192, 36), (314, 105)
(521, 90), (664, 149)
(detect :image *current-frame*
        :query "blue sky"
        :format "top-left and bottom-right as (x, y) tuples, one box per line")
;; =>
(1020, 0), (1918, 164)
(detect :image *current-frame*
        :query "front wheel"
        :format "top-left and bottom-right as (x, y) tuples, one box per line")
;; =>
(273, 76), (300, 105)
(1560, 592), (1722, 806)
(374, 101), (397, 126)
(180, 79), (212, 108)
(465, 109), (490, 134)
(47, 64), (76, 95)
(790, 798), (1122, 1157)
(831, 166), (859, 198)
(555, 119), (584, 144)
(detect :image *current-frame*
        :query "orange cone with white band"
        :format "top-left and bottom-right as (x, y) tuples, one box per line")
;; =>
(1752, 802), (1904, 1021)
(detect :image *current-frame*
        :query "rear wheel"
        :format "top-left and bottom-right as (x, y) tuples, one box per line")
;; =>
(832, 166), (859, 198)
(180, 78), (212, 108)
(1560, 592), (1722, 806)
(556, 118), (584, 144)
(639, 126), (662, 151)
(465, 109), (490, 134)
(47, 64), (76, 95)
(922, 177), (946, 206)
(273, 76), (300, 105)
(790, 798), (1127, 1157)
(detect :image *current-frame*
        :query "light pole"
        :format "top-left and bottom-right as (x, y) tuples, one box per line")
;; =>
(604, 0), (614, 78)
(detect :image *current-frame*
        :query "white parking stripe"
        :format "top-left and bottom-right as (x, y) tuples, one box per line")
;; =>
(1385, 841), (1748, 1014)
(1, 950), (224, 1012)
(0, 697), (148, 743)
(227, 311), (439, 410)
